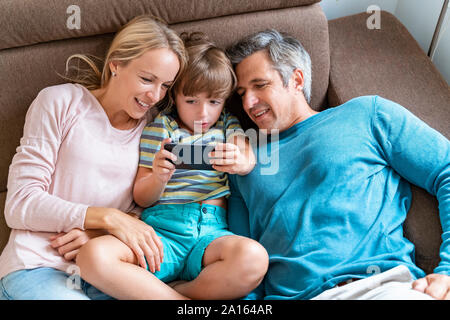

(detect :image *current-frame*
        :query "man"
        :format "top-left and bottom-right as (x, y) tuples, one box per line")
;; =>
(225, 29), (450, 300)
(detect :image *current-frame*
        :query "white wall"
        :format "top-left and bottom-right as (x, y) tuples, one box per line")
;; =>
(394, 0), (444, 53)
(319, 0), (450, 84)
(319, 0), (398, 20)
(432, 5), (450, 84)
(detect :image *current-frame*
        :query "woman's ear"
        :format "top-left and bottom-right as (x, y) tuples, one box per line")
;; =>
(109, 60), (119, 76)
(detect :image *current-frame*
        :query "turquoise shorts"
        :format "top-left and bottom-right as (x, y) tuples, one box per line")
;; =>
(141, 202), (234, 282)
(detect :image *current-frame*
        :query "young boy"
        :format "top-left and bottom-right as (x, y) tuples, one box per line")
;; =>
(76, 34), (268, 300)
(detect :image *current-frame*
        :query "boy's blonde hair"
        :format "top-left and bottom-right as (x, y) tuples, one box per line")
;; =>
(173, 32), (236, 102)
(64, 15), (187, 90)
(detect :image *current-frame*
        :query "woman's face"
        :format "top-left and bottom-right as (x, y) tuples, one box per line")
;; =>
(110, 48), (181, 121)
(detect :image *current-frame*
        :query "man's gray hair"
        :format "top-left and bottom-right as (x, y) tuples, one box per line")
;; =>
(226, 29), (312, 103)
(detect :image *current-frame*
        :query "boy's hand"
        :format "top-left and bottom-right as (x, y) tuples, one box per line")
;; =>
(152, 138), (177, 183)
(210, 140), (256, 175)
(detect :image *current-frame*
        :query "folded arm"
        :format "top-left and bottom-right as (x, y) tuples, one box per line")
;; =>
(372, 96), (450, 299)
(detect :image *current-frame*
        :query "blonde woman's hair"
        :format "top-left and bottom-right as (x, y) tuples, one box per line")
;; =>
(64, 15), (187, 91)
(171, 32), (237, 104)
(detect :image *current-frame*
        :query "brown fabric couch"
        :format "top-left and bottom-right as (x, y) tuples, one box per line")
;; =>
(0, 0), (448, 282)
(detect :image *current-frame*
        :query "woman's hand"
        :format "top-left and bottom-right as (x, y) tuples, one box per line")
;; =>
(50, 228), (105, 261)
(210, 138), (256, 175)
(102, 208), (164, 273)
(151, 138), (177, 183)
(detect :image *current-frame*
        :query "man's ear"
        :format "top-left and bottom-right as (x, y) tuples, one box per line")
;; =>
(292, 68), (305, 92)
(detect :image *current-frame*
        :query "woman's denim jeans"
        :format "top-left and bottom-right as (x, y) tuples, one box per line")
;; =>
(0, 267), (113, 300)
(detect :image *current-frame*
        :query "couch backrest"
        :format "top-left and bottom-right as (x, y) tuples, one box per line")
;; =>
(0, 0), (329, 251)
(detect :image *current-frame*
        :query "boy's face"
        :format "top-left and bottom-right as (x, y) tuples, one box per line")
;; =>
(175, 91), (225, 134)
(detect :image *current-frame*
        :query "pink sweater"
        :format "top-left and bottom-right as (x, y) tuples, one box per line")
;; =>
(0, 83), (147, 279)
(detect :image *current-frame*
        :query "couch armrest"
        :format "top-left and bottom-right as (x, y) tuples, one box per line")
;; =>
(328, 11), (450, 275)
(328, 11), (450, 137)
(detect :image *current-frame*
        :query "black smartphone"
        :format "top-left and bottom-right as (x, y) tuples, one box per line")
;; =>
(164, 143), (216, 170)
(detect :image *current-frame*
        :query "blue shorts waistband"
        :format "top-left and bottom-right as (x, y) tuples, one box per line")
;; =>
(142, 202), (227, 221)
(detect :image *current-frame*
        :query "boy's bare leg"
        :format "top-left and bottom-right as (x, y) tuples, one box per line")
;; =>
(76, 235), (189, 300)
(170, 235), (268, 299)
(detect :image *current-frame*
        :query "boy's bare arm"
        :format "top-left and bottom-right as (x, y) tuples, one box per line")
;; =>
(133, 167), (168, 208)
(133, 139), (177, 207)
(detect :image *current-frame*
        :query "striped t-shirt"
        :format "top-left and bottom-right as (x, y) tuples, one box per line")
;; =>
(139, 110), (244, 205)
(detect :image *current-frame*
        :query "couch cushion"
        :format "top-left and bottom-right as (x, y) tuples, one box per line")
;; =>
(0, 0), (320, 50)
(328, 11), (450, 137)
(0, 4), (329, 191)
(328, 11), (449, 275)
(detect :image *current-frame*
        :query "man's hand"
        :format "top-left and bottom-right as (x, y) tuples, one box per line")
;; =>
(412, 273), (450, 299)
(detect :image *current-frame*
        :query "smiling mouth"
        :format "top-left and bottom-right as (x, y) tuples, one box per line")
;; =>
(135, 97), (151, 109)
(253, 108), (270, 119)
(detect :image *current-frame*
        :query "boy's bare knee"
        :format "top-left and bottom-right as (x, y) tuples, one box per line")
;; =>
(229, 238), (269, 287)
(76, 236), (115, 277)
(243, 240), (269, 278)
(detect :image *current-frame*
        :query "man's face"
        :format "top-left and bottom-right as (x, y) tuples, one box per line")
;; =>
(235, 50), (300, 132)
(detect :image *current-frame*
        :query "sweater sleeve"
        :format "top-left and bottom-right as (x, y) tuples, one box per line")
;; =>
(4, 86), (88, 233)
(372, 96), (450, 275)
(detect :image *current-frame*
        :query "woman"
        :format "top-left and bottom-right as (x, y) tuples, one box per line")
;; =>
(0, 15), (187, 300)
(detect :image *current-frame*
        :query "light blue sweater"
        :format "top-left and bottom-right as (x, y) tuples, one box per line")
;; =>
(228, 96), (450, 300)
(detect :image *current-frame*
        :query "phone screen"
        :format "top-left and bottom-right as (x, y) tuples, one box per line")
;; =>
(164, 143), (216, 170)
